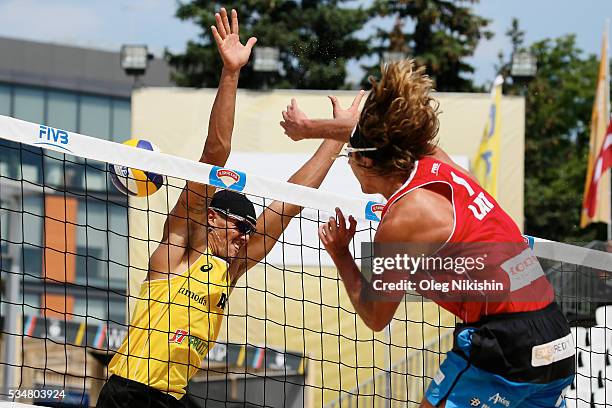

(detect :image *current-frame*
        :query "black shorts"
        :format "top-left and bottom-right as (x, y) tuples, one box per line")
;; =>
(96, 375), (185, 408)
(452, 302), (576, 383)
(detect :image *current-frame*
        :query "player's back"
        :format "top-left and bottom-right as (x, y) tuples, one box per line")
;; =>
(381, 156), (554, 322)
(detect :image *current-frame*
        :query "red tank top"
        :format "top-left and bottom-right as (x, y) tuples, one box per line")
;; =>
(380, 157), (553, 322)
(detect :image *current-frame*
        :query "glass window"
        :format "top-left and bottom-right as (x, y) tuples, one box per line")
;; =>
(0, 84), (11, 116)
(108, 202), (128, 285)
(13, 86), (44, 123)
(23, 293), (40, 316)
(47, 91), (77, 132)
(111, 99), (131, 142)
(73, 297), (107, 322)
(80, 95), (111, 140)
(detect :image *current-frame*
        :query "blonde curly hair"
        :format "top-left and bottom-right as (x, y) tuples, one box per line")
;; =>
(357, 59), (440, 174)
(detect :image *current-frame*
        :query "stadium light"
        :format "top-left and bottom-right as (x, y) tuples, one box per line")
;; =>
(253, 47), (280, 73)
(120, 45), (153, 86)
(510, 51), (537, 78)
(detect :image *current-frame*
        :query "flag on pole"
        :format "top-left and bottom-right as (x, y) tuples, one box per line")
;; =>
(584, 121), (612, 219)
(472, 75), (504, 199)
(581, 23), (611, 228)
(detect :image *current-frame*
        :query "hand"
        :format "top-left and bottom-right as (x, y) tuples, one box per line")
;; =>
(211, 8), (257, 72)
(280, 98), (311, 141)
(319, 208), (357, 259)
(328, 90), (365, 121)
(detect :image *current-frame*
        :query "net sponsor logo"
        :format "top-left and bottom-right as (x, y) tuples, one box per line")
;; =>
(365, 201), (384, 222)
(36, 125), (72, 153)
(209, 166), (247, 191)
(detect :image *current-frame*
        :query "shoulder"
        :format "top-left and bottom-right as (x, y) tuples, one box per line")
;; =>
(376, 187), (453, 244)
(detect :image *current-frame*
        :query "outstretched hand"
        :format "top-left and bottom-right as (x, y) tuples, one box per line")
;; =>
(327, 90), (365, 121)
(211, 8), (257, 72)
(280, 90), (365, 142)
(280, 99), (311, 141)
(319, 208), (357, 260)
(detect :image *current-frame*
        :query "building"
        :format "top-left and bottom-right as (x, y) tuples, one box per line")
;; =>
(0, 36), (172, 404)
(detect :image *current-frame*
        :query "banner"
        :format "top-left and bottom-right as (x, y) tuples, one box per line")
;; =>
(472, 75), (504, 198)
(581, 24), (611, 228)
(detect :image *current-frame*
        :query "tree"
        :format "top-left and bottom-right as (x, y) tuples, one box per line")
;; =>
(167, 0), (370, 89)
(362, 0), (493, 92)
(499, 22), (605, 241)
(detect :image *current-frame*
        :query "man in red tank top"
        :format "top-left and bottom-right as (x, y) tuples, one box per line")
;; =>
(280, 61), (575, 408)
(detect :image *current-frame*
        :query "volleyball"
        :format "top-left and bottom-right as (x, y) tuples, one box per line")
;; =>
(109, 139), (164, 197)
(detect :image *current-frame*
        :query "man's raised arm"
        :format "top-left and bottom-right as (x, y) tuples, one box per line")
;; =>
(149, 8), (256, 277)
(227, 92), (364, 285)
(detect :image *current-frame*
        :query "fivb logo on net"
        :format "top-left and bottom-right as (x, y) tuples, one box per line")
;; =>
(35, 124), (72, 153)
(209, 166), (247, 191)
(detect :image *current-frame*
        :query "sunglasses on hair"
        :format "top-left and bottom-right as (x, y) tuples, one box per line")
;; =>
(334, 146), (378, 159)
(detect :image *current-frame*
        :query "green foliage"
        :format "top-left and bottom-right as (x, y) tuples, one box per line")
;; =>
(362, 0), (492, 92)
(500, 23), (606, 241)
(167, 0), (370, 89)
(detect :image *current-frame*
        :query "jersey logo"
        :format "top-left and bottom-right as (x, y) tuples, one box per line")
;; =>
(431, 162), (441, 176)
(450, 171), (495, 221)
(216, 293), (228, 310)
(169, 329), (189, 344)
(200, 263), (213, 272)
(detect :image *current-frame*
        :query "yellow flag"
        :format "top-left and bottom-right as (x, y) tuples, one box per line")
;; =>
(581, 23), (611, 228)
(472, 75), (504, 199)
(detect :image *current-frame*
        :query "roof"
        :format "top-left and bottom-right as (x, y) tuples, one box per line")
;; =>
(0, 36), (173, 98)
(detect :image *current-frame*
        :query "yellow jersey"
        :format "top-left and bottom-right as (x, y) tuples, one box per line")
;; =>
(108, 250), (229, 399)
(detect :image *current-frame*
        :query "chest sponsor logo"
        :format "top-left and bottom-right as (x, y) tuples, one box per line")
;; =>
(178, 287), (207, 306)
(168, 329), (208, 358)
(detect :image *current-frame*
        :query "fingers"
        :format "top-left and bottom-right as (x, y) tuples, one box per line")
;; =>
(281, 110), (289, 121)
(318, 225), (329, 245)
(328, 95), (340, 112)
(230, 9), (239, 34)
(215, 12), (227, 38)
(335, 207), (347, 232)
(245, 37), (257, 50)
(211, 26), (223, 46)
(350, 90), (366, 110)
(348, 215), (357, 237)
(220, 8), (231, 36)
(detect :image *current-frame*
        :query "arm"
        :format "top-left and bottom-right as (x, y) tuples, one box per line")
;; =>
(226, 92), (364, 285)
(227, 138), (343, 285)
(148, 9), (256, 278)
(280, 91), (365, 142)
(320, 189), (453, 331)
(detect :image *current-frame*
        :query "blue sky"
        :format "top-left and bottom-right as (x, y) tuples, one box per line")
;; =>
(0, 0), (610, 87)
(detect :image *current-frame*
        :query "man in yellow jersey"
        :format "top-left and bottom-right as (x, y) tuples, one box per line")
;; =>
(96, 7), (365, 408)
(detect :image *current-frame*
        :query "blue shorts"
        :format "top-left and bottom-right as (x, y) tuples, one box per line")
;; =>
(426, 303), (575, 407)
(425, 351), (574, 408)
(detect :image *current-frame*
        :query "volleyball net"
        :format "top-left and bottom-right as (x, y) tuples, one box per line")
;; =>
(0, 114), (611, 408)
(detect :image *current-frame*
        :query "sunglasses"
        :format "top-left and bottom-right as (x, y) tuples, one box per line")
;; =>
(212, 208), (257, 236)
(334, 146), (378, 159)
(233, 219), (256, 236)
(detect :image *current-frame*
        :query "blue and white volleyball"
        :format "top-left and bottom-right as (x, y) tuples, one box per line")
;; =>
(109, 139), (164, 197)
